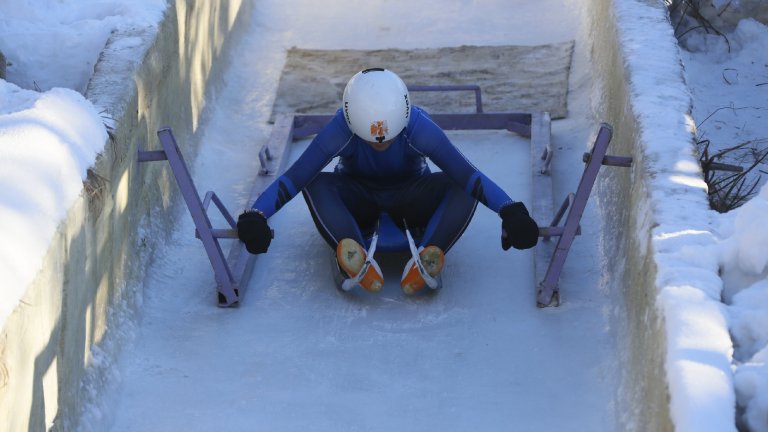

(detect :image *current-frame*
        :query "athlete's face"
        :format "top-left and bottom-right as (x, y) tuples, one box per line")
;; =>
(366, 138), (394, 152)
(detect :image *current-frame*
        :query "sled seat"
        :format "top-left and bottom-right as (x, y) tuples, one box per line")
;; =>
(366, 212), (409, 253)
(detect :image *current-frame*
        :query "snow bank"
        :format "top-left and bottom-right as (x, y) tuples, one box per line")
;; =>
(681, 15), (768, 431)
(0, 0), (165, 92)
(0, 85), (107, 326)
(733, 345), (768, 431)
(722, 185), (768, 281)
(0, 1), (253, 430)
(674, 0), (768, 34)
(719, 183), (768, 431)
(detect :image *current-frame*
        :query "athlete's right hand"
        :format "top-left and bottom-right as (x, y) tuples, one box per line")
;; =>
(237, 209), (273, 254)
(500, 201), (539, 250)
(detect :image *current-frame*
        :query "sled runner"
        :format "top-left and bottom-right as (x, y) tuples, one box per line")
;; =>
(138, 85), (630, 307)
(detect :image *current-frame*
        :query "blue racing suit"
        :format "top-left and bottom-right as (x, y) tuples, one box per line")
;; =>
(251, 106), (514, 252)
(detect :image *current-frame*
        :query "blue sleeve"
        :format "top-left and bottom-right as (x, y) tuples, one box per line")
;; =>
(408, 110), (513, 213)
(251, 111), (353, 217)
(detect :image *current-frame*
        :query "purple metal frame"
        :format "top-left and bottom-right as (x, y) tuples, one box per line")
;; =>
(138, 119), (294, 307)
(139, 129), (241, 306)
(534, 124), (632, 307)
(137, 86), (630, 308)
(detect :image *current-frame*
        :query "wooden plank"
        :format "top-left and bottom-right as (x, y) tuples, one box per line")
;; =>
(291, 113), (533, 139)
(226, 113), (296, 301)
(529, 112), (557, 306)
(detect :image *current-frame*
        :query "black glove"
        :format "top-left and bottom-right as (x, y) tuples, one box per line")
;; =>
(500, 202), (539, 250)
(237, 210), (273, 254)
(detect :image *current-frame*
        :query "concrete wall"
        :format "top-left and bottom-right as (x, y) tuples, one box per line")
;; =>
(587, 9), (670, 431)
(0, 1), (251, 430)
(588, 0), (679, 430)
(591, 8), (674, 431)
(587, 0), (729, 431)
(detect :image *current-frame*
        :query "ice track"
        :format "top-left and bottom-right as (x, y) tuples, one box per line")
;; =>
(96, 1), (621, 431)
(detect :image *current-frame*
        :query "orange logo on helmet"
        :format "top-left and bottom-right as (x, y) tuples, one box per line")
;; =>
(370, 120), (388, 139)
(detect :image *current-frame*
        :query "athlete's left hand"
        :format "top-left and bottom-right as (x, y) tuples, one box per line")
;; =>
(500, 202), (539, 250)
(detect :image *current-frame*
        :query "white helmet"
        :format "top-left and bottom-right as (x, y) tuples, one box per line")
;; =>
(342, 68), (410, 143)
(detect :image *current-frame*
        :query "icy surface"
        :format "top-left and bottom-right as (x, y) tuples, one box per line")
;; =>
(1, 0), (767, 430)
(106, 134), (616, 431)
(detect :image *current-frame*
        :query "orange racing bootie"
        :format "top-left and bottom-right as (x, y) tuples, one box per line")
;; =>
(336, 238), (384, 293)
(400, 245), (444, 295)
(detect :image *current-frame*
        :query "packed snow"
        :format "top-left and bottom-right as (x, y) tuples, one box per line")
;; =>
(0, 0), (165, 92)
(0, 0), (166, 338)
(1, 0), (768, 430)
(679, 14), (768, 431)
(0, 86), (107, 323)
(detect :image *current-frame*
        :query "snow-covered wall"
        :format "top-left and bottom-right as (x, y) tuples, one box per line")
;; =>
(588, 0), (735, 431)
(0, 1), (251, 430)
